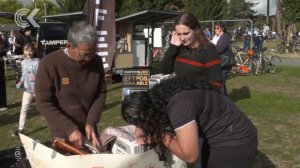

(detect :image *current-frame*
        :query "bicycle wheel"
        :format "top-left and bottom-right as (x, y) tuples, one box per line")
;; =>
(235, 52), (246, 65)
(251, 56), (265, 75)
(277, 43), (285, 54)
(269, 56), (282, 73)
(294, 44), (300, 53)
(262, 56), (269, 73)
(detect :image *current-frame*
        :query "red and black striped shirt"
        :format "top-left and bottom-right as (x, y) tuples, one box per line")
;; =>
(160, 44), (222, 88)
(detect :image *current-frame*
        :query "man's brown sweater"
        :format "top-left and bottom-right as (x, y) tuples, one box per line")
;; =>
(35, 49), (107, 139)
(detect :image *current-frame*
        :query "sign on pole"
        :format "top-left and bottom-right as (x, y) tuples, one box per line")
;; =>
(86, 0), (116, 73)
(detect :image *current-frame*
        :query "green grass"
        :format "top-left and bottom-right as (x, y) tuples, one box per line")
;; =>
(226, 66), (300, 168)
(1, 65), (300, 168)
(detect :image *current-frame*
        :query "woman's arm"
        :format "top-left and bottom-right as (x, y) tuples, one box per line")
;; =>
(215, 34), (230, 54)
(163, 120), (200, 163)
(160, 44), (179, 74)
(160, 32), (181, 74)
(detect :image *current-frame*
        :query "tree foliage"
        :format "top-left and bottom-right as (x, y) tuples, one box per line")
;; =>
(182, 0), (227, 20)
(115, 0), (183, 17)
(281, 0), (300, 22)
(0, 0), (23, 12)
(55, 0), (86, 13)
(0, 0), (24, 24)
(24, 0), (60, 20)
(226, 0), (256, 20)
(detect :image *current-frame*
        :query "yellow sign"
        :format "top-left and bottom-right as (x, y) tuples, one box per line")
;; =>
(122, 69), (149, 88)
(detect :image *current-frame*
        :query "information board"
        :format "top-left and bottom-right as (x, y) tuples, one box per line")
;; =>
(122, 68), (150, 99)
(122, 69), (150, 88)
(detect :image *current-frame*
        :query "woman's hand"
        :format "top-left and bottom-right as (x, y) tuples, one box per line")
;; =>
(171, 31), (182, 46)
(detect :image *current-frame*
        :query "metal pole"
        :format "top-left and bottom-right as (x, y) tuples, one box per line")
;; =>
(267, 0), (270, 25)
(212, 21), (215, 37)
(33, 0), (37, 9)
(44, 0), (47, 22)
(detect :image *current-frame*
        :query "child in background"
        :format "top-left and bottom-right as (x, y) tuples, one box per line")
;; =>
(12, 43), (40, 137)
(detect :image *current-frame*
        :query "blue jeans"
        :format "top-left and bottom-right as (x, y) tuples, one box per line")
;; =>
(244, 40), (250, 51)
(220, 70), (228, 96)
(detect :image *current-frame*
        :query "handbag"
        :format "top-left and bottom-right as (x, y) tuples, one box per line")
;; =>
(220, 48), (236, 68)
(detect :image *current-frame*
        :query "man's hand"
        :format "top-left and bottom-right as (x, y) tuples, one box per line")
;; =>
(85, 124), (101, 148)
(171, 31), (182, 46)
(68, 129), (83, 147)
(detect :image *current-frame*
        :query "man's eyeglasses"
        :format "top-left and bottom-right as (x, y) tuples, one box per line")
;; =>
(73, 48), (94, 61)
(214, 27), (220, 30)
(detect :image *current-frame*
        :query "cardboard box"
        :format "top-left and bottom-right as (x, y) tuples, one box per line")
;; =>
(149, 74), (173, 89)
(112, 137), (145, 154)
(19, 134), (187, 168)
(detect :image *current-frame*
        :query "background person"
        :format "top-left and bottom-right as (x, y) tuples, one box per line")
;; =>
(10, 30), (23, 56)
(211, 22), (232, 96)
(0, 37), (7, 111)
(11, 43), (40, 137)
(35, 21), (107, 148)
(253, 27), (264, 55)
(160, 12), (222, 90)
(263, 23), (270, 40)
(204, 27), (212, 40)
(22, 29), (36, 46)
(243, 27), (251, 51)
(121, 77), (258, 168)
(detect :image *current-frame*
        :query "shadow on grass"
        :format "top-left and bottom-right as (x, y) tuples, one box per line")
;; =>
(7, 102), (22, 108)
(107, 84), (122, 92)
(26, 126), (48, 135)
(229, 86), (251, 102)
(253, 150), (276, 168)
(5, 74), (16, 82)
(0, 109), (40, 127)
(103, 100), (122, 112)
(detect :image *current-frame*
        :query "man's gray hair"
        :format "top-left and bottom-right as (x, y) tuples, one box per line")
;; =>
(67, 21), (97, 48)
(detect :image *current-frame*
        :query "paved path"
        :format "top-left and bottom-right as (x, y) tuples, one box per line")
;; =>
(281, 57), (300, 67)
(278, 52), (300, 67)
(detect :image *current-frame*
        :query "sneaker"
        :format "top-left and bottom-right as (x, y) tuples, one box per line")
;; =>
(11, 129), (25, 137)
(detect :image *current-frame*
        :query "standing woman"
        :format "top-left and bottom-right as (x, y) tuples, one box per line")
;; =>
(212, 22), (231, 96)
(160, 12), (222, 90)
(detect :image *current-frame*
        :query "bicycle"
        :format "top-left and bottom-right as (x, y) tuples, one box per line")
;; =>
(252, 49), (282, 75)
(229, 46), (256, 77)
(276, 37), (300, 54)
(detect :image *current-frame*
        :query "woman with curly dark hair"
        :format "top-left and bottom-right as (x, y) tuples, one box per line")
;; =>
(121, 77), (257, 168)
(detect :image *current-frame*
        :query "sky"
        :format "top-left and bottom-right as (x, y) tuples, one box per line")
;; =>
(245, 0), (277, 16)
(20, 0), (277, 16)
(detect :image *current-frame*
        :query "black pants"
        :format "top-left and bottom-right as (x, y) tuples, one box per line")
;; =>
(202, 137), (258, 168)
(0, 60), (7, 108)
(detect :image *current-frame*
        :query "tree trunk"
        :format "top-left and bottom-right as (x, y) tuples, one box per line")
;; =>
(276, 0), (282, 38)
